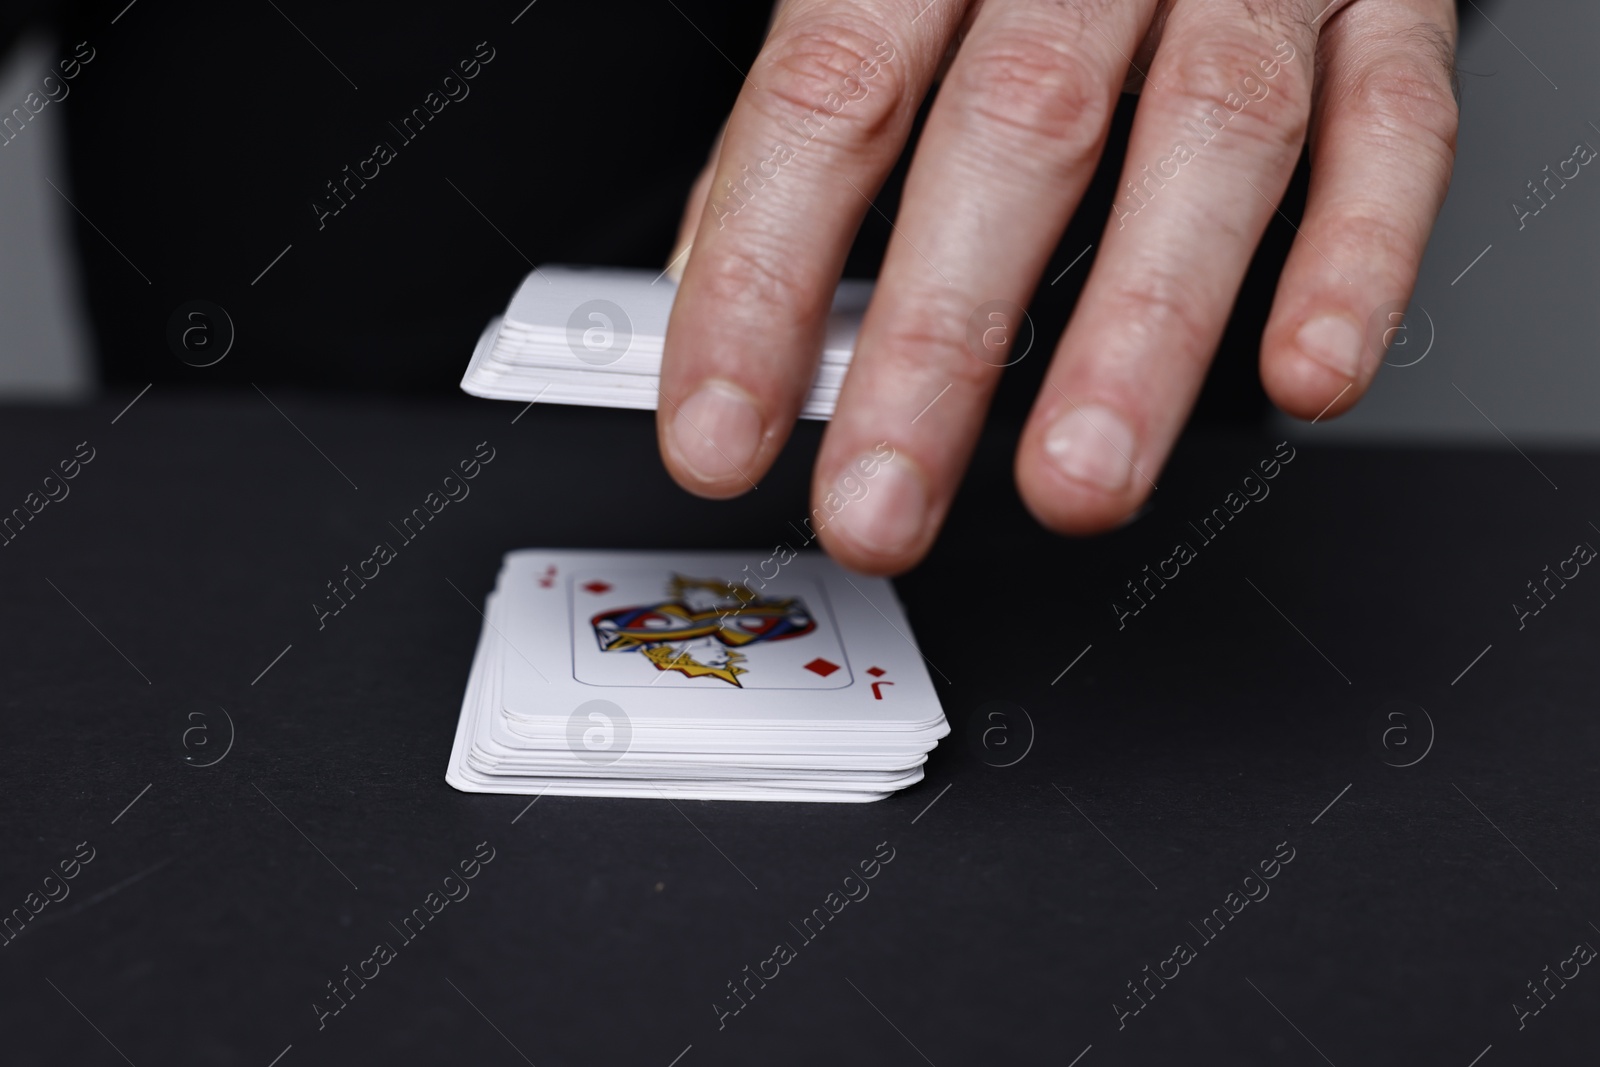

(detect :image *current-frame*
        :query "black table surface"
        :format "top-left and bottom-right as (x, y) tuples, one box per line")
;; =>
(1, 392), (1595, 1066)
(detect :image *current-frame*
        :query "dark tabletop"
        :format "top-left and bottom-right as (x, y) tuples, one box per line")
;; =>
(0, 392), (1595, 1066)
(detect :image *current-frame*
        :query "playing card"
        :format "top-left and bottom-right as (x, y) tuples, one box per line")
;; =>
(459, 267), (871, 419)
(445, 548), (949, 802)
(496, 550), (939, 728)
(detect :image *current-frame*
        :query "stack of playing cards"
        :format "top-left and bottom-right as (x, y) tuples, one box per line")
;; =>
(460, 266), (870, 419)
(446, 549), (948, 802)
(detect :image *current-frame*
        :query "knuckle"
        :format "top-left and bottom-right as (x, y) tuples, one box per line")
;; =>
(954, 35), (1112, 160)
(880, 322), (998, 390)
(1101, 274), (1210, 366)
(695, 239), (816, 320)
(753, 20), (905, 149)
(1340, 58), (1459, 160)
(1317, 211), (1418, 275)
(1161, 39), (1309, 157)
(878, 286), (1035, 386)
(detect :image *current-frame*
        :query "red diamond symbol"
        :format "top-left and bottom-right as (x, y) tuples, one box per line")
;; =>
(866, 666), (886, 677)
(804, 657), (840, 677)
(581, 580), (612, 595)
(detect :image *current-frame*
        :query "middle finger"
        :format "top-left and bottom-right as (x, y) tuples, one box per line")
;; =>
(815, 0), (1160, 572)
(1016, 0), (1323, 532)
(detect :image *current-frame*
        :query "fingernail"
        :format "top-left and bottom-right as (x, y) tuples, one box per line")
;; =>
(669, 380), (762, 484)
(827, 453), (928, 557)
(1043, 404), (1136, 492)
(1294, 314), (1364, 379)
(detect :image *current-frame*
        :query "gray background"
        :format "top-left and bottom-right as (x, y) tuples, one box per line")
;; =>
(1282, 0), (1600, 444)
(0, 5), (1593, 439)
(0, 32), (92, 400)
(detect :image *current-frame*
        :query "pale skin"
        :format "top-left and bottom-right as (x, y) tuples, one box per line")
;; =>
(657, 0), (1460, 575)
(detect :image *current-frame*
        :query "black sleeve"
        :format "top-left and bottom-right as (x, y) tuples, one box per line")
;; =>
(0, 2), (57, 61)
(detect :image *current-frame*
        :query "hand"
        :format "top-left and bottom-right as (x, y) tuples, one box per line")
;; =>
(656, 0), (1459, 574)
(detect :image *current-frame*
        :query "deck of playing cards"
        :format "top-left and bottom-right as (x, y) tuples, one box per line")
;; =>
(446, 549), (948, 802)
(460, 266), (869, 419)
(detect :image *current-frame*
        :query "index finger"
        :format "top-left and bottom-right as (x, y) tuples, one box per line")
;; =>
(657, 1), (954, 498)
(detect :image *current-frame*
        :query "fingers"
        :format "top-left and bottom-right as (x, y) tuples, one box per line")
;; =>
(1260, 0), (1459, 419)
(657, 0), (959, 499)
(811, 0), (1158, 573)
(1016, 0), (1323, 534)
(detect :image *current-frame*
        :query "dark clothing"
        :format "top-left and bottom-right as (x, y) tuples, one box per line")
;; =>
(1, 1), (1479, 425)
